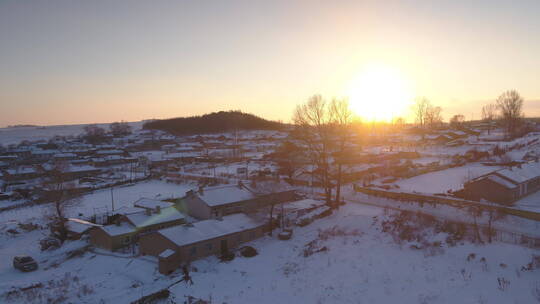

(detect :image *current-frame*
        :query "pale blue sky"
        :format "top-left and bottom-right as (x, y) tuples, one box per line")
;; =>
(1, 0), (539, 126)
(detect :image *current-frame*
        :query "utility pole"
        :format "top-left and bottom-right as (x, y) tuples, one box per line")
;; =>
(110, 186), (115, 212)
(245, 160), (249, 180)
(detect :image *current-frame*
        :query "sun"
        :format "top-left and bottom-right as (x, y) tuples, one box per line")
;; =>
(345, 64), (413, 122)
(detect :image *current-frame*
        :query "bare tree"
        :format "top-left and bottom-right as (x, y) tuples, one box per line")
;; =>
(481, 104), (497, 135)
(412, 97), (430, 127)
(83, 124), (107, 144)
(329, 98), (353, 207)
(392, 117), (405, 128)
(41, 162), (80, 241)
(110, 121), (132, 137)
(425, 105), (443, 128)
(292, 95), (354, 207)
(293, 95), (335, 205)
(251, 181), (291, 236)
(449, 114), (465, 128)
(496, 90), (524, 139)
(274, 141), (303, 184)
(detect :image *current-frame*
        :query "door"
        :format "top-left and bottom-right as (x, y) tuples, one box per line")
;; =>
(220, 239), (228, 255)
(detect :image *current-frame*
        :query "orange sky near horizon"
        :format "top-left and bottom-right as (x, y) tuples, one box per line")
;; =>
(1, 1), (540, 127)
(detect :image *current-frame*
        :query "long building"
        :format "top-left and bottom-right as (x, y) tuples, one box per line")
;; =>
(460, 162), (540, 204)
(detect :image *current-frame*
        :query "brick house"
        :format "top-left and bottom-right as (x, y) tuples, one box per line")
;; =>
(177, 183), (296, 220)
(89, 205), (186, 251)
(459, 162), (540, 204)
(139, 214), (264, 274)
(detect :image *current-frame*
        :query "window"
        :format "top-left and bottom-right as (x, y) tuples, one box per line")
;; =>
(123, 236), (131, 244)
(206, 243), (213, 251)
(190, 246), (197, 256)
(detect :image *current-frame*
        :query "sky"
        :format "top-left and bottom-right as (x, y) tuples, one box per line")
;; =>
(1, 0), (540, 126)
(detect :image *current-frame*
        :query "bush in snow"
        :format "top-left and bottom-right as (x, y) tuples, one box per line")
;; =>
(497, 277), (510, 291)
(240, 246), (258, 257)
(521, 255), (540, 271)
(2, 272), (93, 304)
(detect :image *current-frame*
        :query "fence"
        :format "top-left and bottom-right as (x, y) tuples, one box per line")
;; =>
(353, 185), (540, 221)
(351, 185), (540, 249)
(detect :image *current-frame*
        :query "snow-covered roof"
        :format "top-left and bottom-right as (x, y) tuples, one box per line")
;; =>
(192, 185), (255, 207)
(158, 214), (262, 247)
(114, 206), (144, 215)
(54, 153), (77, 158)
(31, 149), (57, 155)
(65, 219), (98, 234)
(494, 162), (540, 184)
(159, 249), (175, 258)
(283, 199), (325, 211)
(164, 152), (200, 159)
(125, 207), (185, 228)
(67, 165), (99, 172)
(487, 175), (517, 189)
(96, 149), (124, 155)
(100, 222), (135, 236)
(6, 167), (37, 174)
(133, 198), (172, 210)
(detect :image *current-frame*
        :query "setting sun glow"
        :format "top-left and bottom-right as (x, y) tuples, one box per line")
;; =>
(345, 65), (413, 122)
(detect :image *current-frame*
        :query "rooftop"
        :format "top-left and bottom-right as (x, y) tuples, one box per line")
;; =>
(133, 198), (172, 210)
(494, 162), (540, 184)
(158, 213), (262, 247)
(124, 207), (185, 228)
(190, 185), (255, 207)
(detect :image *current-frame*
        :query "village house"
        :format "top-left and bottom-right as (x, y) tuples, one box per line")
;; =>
(139, 213), (264, 274)
(178, 183), (296, 220)
(459, 161), (540, 204)
(89, 203), (186, 251)
(1, 166), (43, 182)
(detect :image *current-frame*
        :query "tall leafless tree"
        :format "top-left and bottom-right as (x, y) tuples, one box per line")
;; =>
(412, 97), (430, 127)
(425, 105), (443, 128)
(496, 90), (524, 139)
(41, 161), (80, 241)
(449, 114), (465, 128)
(293, 95), (354, 207)
(481, 103), (497, 135)
(329, 98), (353, 207)
(293, 95), (335, 204)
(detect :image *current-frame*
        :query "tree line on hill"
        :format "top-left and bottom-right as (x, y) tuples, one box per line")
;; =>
(143, 110), (284, 135)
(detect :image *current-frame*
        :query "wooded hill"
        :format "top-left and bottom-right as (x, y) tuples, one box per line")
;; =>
(143, 110), (284, 135)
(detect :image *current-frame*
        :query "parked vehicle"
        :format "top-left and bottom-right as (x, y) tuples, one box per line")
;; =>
(13, 255), (38, 272)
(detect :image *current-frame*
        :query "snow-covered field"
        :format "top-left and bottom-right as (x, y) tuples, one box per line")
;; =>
(395, 164), (500, 194)
(0, 121), (144, 146)
(1, 202), (538, 304)
(0, 180), (195, 225)
(70, 180), (194, 218)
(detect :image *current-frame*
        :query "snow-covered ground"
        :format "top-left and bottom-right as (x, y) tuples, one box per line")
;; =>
(69, 180), (195, 218)
(0, 180), (195, 225)
(0, 121), (144, 146)
(395, 164), (501, 193)
(515, 191), (540, 213)
(1, 202), (538, 304)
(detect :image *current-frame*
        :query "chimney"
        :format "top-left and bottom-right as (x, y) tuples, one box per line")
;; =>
(155, 205), (161, 214)
(145, 208), (151, 216)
